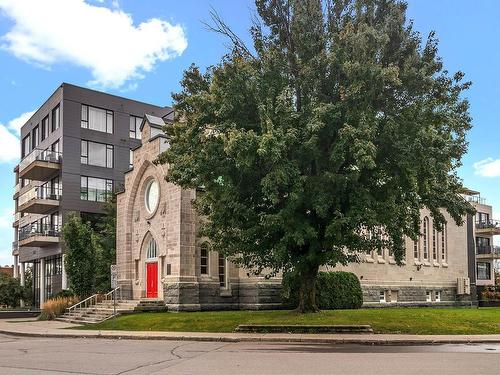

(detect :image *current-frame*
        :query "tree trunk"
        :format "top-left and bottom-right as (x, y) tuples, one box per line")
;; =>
(295, 263), (320, 313)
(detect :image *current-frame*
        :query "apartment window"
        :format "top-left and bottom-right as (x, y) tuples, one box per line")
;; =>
(81, 104), (113, 133)
(22, 134), (31, 158)
(41, 116), (49, 140)
(129, 149), (134, 169)
(31, 126), (39, 149)
(477, 262), (491, 280)
(218, 254), (226, 288)
(426, 290), (432, 302)
(441, 224), (447, 262)
(81, 140), (113, 168)
(51, 140), (60, 154)
(434, 291), (441, 302)
(413, 240), (419, 260)
(52, 105), (60, 131)
(80, 176), (113, 202)
(477, 212), (490, 225)
(200, 243), (209, 275)
(129, 115), (142, 139)
(423, 217), (429, 260)
(432, 227), (437, 261)
(379, 290), (386, 303)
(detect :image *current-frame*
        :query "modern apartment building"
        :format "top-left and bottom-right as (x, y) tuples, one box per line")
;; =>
(12, 83), (171, 307)
(463, 189), (500, 290)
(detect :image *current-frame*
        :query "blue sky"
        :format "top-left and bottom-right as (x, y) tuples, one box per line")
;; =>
(1, 0), (499, 265)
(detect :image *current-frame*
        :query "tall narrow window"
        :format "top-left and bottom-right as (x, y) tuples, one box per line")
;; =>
(432, 226), (437, 261)
(441, 224), (447, 262)
(147, 238), (157, 259)
(413, 240), (419, 260)
(218, 254), (226, 288)
(22, 134), (31, 158)
(32, 126), (39, 149)
(129, 149), (134, 169)
(52, 105), (60, 131)
(129, 115), (142, 139)
(41, 116), (49, 140)
(200, 243), (209, 275)
(423, 217), (429, 260)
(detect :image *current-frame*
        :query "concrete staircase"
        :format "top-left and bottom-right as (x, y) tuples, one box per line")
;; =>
(57, 299), (139, 324)
(134, 300), (167, 312)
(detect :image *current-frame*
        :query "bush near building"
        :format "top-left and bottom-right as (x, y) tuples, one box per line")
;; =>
(39, 296), (80, 320)
(282, 271), (363, 310)
(0, 273), (29, 308)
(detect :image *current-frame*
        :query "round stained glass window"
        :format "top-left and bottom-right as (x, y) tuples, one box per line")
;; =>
(144, 179), (159, 214)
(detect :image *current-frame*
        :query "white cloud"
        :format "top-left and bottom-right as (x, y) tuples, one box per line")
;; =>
(0, 123), (20, 163)
(473, 158), (500, 178)
(0, 0), (188, 88)
(0, 110), (34, 163)
(7, 110), (34, 134)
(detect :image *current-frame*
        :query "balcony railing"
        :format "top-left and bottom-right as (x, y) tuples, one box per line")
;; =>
(464, 195), (486, 205)
(80, 187), (113, 203)
(19, 223), (61, 241)
(477, 245), (492, 255)
(36, 185), (61, 201)
(13, 212), (20, 223)
(475, 220), (500, 230)
(19, 148), (62, 171)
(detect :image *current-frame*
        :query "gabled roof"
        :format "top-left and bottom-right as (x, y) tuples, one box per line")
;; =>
(140, 113), (166, 131)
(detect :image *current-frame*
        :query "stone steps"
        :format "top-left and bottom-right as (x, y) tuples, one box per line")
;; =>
(57, 299), (140, 325)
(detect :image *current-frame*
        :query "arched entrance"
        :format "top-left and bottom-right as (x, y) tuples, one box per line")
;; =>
(145, 238), (158, 298)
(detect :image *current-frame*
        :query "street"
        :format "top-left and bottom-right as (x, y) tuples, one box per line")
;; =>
(0, 334), (498, 374)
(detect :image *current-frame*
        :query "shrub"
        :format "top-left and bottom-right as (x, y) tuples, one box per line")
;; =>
(53, 290), (77, 299)
(282, 271), (363, 310)
(39, 296), (79, 320)
(481, 290), (500, 301)
(0, 273), (30, 308)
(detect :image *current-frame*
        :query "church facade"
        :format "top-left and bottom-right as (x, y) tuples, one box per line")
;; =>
(116, 115), (477, 311)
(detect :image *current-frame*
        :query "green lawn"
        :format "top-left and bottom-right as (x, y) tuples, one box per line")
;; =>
(78, 307), (500, 335)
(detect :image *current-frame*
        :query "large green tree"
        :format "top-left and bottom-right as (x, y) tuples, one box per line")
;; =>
(158, 0), (474, 312)
(94, 197), (117, 292)
(62, 214), (97, 297)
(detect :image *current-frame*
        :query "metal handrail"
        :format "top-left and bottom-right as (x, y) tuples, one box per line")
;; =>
(104, 286), (121, 302)
(66, 293), (100, 318)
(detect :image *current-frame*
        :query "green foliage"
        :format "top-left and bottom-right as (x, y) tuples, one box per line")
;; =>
(94, 197), (117, 292)
(52, 289), (76, 299)
(62, 213), (97, 297)
(157, 0), (474, 311)
(282, 271), (363, 309)
(0, 273), (29, 308)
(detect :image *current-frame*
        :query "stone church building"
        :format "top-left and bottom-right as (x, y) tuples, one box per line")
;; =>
(116, 115), (476, 311)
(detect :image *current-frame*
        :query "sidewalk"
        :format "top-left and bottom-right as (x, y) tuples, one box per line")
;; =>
(1, 318), (500, 345)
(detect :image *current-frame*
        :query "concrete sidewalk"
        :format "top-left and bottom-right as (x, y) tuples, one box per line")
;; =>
(1, 318), (499, 345)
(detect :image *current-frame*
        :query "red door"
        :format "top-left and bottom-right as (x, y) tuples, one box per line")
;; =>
(146, 262), (158, 298)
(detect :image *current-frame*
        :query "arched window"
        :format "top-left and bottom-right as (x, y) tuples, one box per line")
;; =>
(423, 217), (429, 260)
(441, 224), (447, 262)
(147, 238), (157, 259)
(200, 243), (209, 275)
(413, 240), (419, 260)
(432, 226), (437, 261)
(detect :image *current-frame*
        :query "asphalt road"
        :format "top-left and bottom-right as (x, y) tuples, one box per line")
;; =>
(0, 333), (498, 374)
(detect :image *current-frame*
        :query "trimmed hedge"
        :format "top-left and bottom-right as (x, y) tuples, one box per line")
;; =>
(282, 271), (363, 309)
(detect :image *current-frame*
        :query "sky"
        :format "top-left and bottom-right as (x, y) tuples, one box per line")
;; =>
(0, 0), (500, 265)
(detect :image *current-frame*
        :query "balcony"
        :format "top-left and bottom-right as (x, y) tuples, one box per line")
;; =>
(18, 223), (60, 247)
(12, 212), (20, 227)
(19, 148), (61, 181)
(476, 245), (500, 260)
(13, 182), (20, 198)
(18, 185), (61, 215)
(12, 241), (18, 255)
(475, 220), (500, 235)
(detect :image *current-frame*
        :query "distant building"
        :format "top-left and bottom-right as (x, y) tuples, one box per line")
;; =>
(0, 265), (15, 278)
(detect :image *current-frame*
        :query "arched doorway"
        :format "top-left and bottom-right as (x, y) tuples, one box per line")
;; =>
(145, 237), (158, 298)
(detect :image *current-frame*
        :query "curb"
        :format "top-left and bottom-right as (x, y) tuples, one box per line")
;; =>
(2, 329), (500, 346)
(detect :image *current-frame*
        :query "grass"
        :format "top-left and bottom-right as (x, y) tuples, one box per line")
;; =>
(77, 307), (500, 335)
